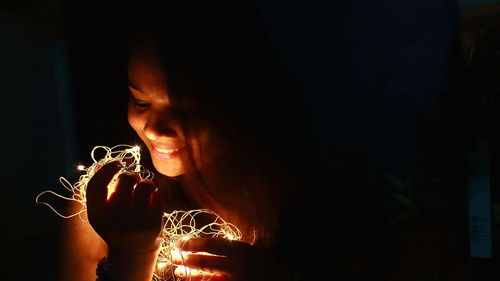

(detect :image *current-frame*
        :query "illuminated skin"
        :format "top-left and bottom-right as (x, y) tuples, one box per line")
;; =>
(86, 162), (164, 281)
(127, 46), (193, 177)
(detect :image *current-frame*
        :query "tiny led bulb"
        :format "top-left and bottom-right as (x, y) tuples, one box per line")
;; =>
(77, 165), (85, 171)
(157, 262), (167, 270)
(130, 146), (140, 152)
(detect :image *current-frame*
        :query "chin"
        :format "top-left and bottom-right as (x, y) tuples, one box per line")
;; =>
(152, 159), (186, 177)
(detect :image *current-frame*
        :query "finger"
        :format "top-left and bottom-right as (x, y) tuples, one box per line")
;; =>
(107, 172), (140, 211)
(131, 179), (156, 214)
(87, 161), (121, 219)
(176, 237), (251, 257)
(179, 254), (234, 276)
(145, 187), (164, 232)
(174, 266), (228, 281)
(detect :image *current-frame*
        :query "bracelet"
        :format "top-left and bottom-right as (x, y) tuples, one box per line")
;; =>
(96, 257), (161, 281)
(96, 257), (114, 281)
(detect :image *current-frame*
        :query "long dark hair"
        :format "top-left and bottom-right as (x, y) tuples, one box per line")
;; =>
(128, 1), (310, 247)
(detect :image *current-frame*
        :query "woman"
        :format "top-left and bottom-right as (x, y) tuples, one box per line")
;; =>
(61, 2), (313, 281)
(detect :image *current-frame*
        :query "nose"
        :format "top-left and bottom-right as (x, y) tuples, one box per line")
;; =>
(143, 108), (179, 141)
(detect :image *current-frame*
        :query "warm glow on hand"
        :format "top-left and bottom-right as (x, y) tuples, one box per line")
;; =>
(36, 145), (152, 219)
(36, 144), (243, 281)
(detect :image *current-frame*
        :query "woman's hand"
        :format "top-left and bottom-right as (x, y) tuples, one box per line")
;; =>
(174, 237), (296, 281)
(86, 161), (164, 281)
(87, 161), (164, 253)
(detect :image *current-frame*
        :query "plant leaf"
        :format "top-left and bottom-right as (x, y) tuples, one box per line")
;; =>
(385, 173), (410, 192)
(390, 192), (415, 207)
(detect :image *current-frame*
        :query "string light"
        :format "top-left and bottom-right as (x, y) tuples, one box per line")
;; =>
(36, 145), (152, 220)
(36, 144), (243, 281)
(155, 209), (242, 281)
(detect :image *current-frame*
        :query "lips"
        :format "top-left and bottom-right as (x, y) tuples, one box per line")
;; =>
(151, 143), (185, 160)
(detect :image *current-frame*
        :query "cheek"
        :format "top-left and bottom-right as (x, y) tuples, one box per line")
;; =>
(128, 108), (145, 136)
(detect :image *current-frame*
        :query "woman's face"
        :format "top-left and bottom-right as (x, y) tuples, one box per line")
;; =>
(127, 47), (193, 177)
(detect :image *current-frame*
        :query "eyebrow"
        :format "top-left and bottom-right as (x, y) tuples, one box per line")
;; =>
(128, 82), (145, 94)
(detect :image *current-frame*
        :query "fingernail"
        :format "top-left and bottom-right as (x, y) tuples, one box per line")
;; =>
(171, 252), (183, 264)
(175, 266), (187, 277)
(177, 269), (185, 277)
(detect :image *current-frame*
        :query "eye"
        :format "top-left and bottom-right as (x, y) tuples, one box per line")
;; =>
(130, 96), (151, 110)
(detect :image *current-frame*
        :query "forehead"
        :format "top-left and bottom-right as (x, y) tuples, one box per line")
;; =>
(127, 36), (170, 100)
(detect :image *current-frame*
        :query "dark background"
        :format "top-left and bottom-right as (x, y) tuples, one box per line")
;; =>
(1, 0), (499, 280)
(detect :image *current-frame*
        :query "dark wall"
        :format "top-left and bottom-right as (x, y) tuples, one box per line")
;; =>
(64, 3), (137, 161)
(0, 1), (71, 281)
(255, 0), (459, 251)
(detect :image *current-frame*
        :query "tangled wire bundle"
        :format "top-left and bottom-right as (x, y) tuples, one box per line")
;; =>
(36, 145), (243, 281)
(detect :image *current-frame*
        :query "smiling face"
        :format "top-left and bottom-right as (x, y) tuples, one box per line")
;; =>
(127, 41), (195, 177)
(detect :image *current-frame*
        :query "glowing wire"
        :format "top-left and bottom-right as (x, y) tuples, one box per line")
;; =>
(36, 144), (152, 221)
(36, 144), (243, 281)
(155, 209), (242, 281)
